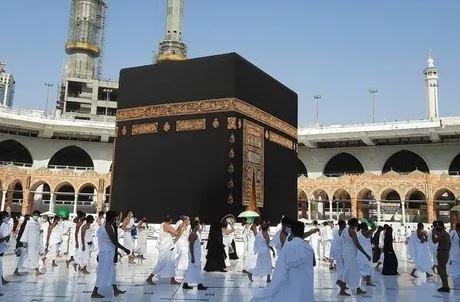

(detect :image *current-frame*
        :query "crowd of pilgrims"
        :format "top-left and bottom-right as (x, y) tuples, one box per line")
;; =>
(0, 209), (459, 300)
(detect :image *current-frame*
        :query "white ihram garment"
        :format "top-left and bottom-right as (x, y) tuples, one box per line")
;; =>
(253, 237), (314, 302)
(427, 229), (438, 266)
(152, 223), (176, 278)
(75, 224), (84, 267)
(408, 231), (418, 261)
(185, 232), (202, 284)
(21, 218), (42, 270)
(175, 222), (190, 277)
(243, 225), (257, 271)
(330, 228), (344, 281)
(341, 227), (360, 289)
(0, 220), (12, 290)
(136, 224), (148, 256)
(448, 230), (460, 278)
(123, 218), (135, 254)
(414, 235), (433, 273)
(309, 227), (322, 260)
(80, 226), (94, 268)
(95, 223), (117, 288)
(47, 224), (63, 262)
(251, 231), (273, 278)
(323, 226), (333, 259)
(223, 229), (233, 267)
(357, 231), (373, 277)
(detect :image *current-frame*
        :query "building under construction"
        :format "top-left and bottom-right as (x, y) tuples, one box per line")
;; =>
(57, 0), (118, 120)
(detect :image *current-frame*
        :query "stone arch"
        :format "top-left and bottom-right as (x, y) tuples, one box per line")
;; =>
(382, 150), (429, 174)
(381, 189), (401, 201)
(433, 188), (456, 223)
(78, 183), (97, 213)
(379, 188), (402, 223)
(323, 152), (364, 177)
(6, 179), (24, 213)
(297, 159), (308, 177)
(0, 139), (33, 167)
(449, 153), (460, 176)
(332, 188), (352, 220)
(357, 188), (377, 220)
(405, 189), (428, 223)
(48, 146), (94, 170)
(298, 189), (308, 219)
(54, 182), (76, 213)
(310, 189), (329, 220)
(28, 180), (52, 213)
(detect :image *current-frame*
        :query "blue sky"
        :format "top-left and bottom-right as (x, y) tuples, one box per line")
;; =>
(1, 0), (460, 124)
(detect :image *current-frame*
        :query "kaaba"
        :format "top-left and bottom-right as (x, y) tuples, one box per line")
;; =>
(111, 53), (298, 223)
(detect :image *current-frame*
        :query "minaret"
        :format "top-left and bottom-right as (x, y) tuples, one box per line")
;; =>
(424, 50), (439, 120)
(156, 0), (187, 63)
(64, 0), (107, 79)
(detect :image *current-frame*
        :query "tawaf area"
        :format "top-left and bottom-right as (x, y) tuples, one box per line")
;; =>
(111, 53), (298, 224)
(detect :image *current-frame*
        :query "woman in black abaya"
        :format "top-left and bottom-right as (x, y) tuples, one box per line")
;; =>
(382, 226), (399, 275)
(204, 222), (227, 272)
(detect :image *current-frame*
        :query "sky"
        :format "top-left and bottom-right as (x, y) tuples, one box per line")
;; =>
(1, 0), (460, 125)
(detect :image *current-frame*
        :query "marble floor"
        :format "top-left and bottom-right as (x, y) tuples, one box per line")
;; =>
(0, 242), (459, 302)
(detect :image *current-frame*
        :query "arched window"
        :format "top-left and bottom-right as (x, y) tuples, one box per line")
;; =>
(449, 154), (460, 176)
(29, 181), (51, 213)
(382, 150), (429, 174)
(434, 189), (456, 223)
(332, 189), (352, 220)
(380, 189), (402, 223)
(405, 190), (428, 223)
(312, 189), (329, 220)
(78, 184), (97, 213)
(323, 153), (364, 177)
(0, 140), (33, 167)
(357, 189), (377, 220)
(297, 159), (308, 177)
(48, 146), (94, 170)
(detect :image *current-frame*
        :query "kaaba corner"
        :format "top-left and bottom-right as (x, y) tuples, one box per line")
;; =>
(111, 53), (298, 223)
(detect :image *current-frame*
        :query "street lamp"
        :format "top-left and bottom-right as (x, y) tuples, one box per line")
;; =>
(313, 95), (322, 126)
(369, 89), (378, 123)
(102, 88), (113, 116)
(44, 82), (54, 116)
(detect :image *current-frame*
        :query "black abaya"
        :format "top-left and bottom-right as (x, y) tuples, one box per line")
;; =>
(204, 222), (226, 272)
(382, 228), (399, 275)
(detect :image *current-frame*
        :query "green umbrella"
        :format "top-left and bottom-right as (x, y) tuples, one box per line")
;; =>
(238, 211), (260, 218)
(56, 208), (69, 219)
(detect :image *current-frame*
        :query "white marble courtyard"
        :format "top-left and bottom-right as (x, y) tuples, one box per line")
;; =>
(1, 242), (459, 302)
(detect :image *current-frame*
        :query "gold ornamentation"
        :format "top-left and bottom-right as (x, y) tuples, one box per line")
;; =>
(227, 193), (234, 205)
(242, 120), (264, 208)
(228, 163), (235, 174)
(131, 123), (158, 136)
(121, 126), (127, 136)
(265, 130), (269, 139)
(268, 131), (295, 150)
(229, 133), (235, 144)
(213, 118), (220, 128)
(163, 122), (171, 132)
(227, 178), (234, 189)
(116, 98), (297, 138)
(176, 118), (206, 132)
(227, 117), (237, 129)
(228, 148), (235, 159)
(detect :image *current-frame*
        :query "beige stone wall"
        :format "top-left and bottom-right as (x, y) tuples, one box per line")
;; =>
(298, 170), (460, 223)
(0, 165), (111, 214)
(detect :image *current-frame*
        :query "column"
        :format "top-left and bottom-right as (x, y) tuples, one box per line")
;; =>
(351, 197), (358, 218)
(96, 193), (104, 212)
(21, 189), (31, 215)
(73, 193), (78, 215)
(329, 199), (333, 220)
(307, 200), (312, 221)
(0, 190), (6, 211)
(401, 201), (406, 225)
(377, 200), (381, 223)
(48, 192), (55, 213)
(427, 198), (435, 223)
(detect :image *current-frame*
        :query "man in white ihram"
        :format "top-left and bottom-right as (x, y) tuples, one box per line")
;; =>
(20, 210), (45, 276)
(174, 215), (191, 282)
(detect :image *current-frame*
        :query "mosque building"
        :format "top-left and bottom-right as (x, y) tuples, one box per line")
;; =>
(0, 0), (459, 224)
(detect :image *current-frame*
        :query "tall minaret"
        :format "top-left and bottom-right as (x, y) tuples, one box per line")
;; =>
(424, 50), (439, 120)
(156, 0), (187, 63)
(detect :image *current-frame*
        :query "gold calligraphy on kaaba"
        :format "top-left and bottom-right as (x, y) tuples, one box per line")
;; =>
(116, 98), (297, 139)
(268, 131), (295, 151)
(242, 120), (264, 208)
(131, 123), (158, 136)
(176, 118), (206, 132)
